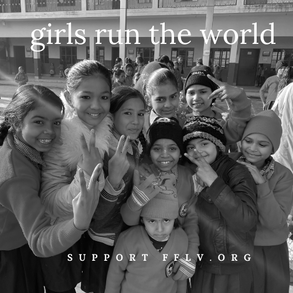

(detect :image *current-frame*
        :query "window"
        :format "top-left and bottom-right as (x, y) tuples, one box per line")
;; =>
(37, 0), (46, 7)
(210, 49), (230, 68)
(271, 49), (293, 68)
(40, 47), (49, 64)
(171, 48), (194, 67)
(60, 46), (77, 67)
(138, 0), (151, 3)
(57, 0), (75, 6)
(136, 47), (154, 64)
(86, 46), (105, 64)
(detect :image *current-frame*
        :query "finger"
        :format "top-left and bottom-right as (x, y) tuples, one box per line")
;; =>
(80, 133), (89, 158)
(88, 163), (102, 191)
(79, 169), (87, 198)
(184, 153), (200, 166)
(121, 136), (130, 155)
(208, 87), (223, 100)
(89, 129), (95, 153)
(116, 135), (125, 154)
(207, 74), (222, 86)
(133, 169), (140, 186)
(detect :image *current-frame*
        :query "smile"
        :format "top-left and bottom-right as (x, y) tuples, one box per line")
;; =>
(88, 113), (101, 117)
(38, 139), (53, 145)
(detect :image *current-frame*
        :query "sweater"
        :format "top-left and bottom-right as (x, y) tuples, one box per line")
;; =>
(231, 152), (293, 246)
(0, 132), (84, 257)
(105, 226), (188, 293)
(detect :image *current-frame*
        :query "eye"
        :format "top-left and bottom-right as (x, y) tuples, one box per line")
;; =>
(81, 95), (90, 100)
(244, 138), (252, 144)
(152, 147), (160, 152)
(138, 112), (145, 117)
(186, 146), (194, 151)
(34, 120), (43, 125)
(170, 147), (178, 151)
(154, 97), (165, 103)
(124, 111), (132, 115)
(101, 95), (110, 100)
(54, 121), (62, 126)
(170, 93), (178, 100)
(148, 219), (155, 224)
(163, 219), (170, 223)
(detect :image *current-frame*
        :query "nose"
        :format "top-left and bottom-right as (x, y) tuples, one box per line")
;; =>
(43, 124), (54, 134)
(164, 98), (171, 108)
(249, 143), (257, 151)
(132, 114), (138, 125)
(91, 98), (101, 110)
(161, 148), (169, 157)
(156, 221), (163, 232)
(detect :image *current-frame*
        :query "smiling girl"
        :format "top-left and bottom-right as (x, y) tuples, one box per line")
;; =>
(0, 85), (101, 293)
(232, 110), (293, 293)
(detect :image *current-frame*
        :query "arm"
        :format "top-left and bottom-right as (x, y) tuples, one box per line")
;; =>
(256, 168), (293, 229)
(204, 164), (257, 232)
(104, 232), (129, 293)
(259, 80), (268, 106)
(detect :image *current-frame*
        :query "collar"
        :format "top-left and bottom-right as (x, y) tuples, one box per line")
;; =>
(237, 155), (275, 180)
(13, 134), (46, 167)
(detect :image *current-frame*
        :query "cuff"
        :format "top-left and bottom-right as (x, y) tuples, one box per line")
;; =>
(101, 177), (125, 202)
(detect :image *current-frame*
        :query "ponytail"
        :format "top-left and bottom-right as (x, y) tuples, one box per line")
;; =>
(0, 120), (10, 146)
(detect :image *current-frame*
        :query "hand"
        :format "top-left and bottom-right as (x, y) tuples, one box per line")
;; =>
(129, 169), (161, 209)
(73, 164), (102, 230)
(108, 135), (131, 189)
(184, 150), (218, 187)
(238, 161), (266, 185)
(79, 129), (103, 176)
(207, 74), (243, 102)
(137, 163), (159, 180)
(172, 256), (196, 281)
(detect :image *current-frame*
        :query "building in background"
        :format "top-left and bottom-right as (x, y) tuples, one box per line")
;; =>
(0, 0), (292, 86)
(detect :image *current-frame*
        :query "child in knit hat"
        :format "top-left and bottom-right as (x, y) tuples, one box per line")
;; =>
(121, 117), (199, 285)
(231, 110), (293, 293)
(183, 65), (252, 147)
(182, 115), (258, 293)
(105, 177), (189, 293)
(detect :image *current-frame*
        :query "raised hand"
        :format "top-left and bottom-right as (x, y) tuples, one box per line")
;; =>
(238, 161), (266, 185)
(79, 129), (103, 176)
(207, 74), (243, 102)
(108, 135), (131, 189)
(184, 149), (218, 187)
(73, 164), (102, 230)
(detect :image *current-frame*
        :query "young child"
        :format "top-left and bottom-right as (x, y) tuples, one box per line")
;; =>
(82, 85), (147, 292)
(182, 116), (258, 293)
(40, 60), (130, 293)
(112, 69), (126, 89)
(124, 63), (134, 86)
(0, 84), (101, 293)
(105, 175), (189, 293)
(232, 110), (293, 293)
(121, 117), (199, 284)
(14, 66), (28, 86)
(183, 65), (252, 146)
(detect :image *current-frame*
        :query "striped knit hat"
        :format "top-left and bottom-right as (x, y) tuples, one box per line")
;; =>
(182, 116), (226, 152)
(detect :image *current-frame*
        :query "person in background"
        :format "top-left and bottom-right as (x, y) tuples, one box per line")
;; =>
(112, 69), (126, 89)
(277, 66), (293, 94)
(14, 66), (28, 87)
(135, 56), (145, 75)
(124, 63), (134, 87)
(259, 60), (287, 110)
(168, 60), (183, 92)
(213, 61), (222, 81)
(255, 64), (263, 87)
(158, 55), (170, 66)
(195, 58), (203, 66)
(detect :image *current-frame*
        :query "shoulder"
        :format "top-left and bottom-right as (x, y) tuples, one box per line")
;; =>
(273, 161), (293, 181)
(117, 226), (143, 242)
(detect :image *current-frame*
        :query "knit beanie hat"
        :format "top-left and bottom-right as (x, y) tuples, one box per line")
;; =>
(134, 61), (169, 94)
(148, 117), (184, 154)
(182, 116), (226, 152)
(242, 110), (282, 153)
(183, 65), (218, 94)
(141, 173), (178, 220)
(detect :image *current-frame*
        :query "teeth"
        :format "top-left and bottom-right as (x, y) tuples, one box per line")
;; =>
(89, 113), (99, 117)
(39, 139), (52, 144)
(161, 161), (170, 165)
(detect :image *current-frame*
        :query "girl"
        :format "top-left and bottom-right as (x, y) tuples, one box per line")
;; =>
(233, 110), (293, 293)
(124, 63), (134, 86)
(121, 117), (199, 283)
(182, 115), (258, 293)
(0, 84), (101, 293)
(40, 60), (129, 293)
(105, 172), (189, 293)
(183, 65), (252, 146)
(81, 86), (147, 293)
(112, 69), (126, 89)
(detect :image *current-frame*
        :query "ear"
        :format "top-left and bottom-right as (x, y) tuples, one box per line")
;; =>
(63, 90), (73, 108)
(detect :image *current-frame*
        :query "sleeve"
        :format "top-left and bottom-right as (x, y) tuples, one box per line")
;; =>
(220, 90), (252, 145)
(104, 232), (129, 293)
(0, 176), (84, 257)
(202, 164), (257, 232)
(120, 196), (142, 226)
(256, 169), (293, 229)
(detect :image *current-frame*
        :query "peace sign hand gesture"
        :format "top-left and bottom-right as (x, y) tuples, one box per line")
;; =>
(108, 135), (131, 189)
(207, 74), (244, 102)
(238, 161), (266, 185)
(184, 150), (218, 187)
(79, 129), (103, 176)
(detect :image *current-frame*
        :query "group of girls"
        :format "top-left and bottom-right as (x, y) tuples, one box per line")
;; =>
(0, 58), (292, 293)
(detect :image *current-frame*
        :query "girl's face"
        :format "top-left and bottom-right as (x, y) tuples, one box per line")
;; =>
(186, 138), (217, 164)
(241, 133), (273, 169)
(16, 103), (63, 152)
(185, 84), (213, 114)
(149, 81), (179, 118)
(150, 138), (181, 172)
(142, 217), (175, 242)
(113, 97), (145, 140)
(70, 75), (111, 129)
(117, 73), (125, 84)
(126, 67), (133, 77)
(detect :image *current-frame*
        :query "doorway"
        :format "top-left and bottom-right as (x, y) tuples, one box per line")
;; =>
(14, 46), (26, 73)
(237, 49), (260, 86)
(112, 47), (119, 68)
